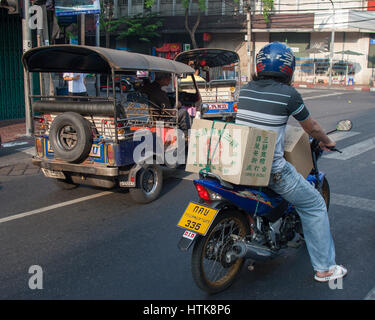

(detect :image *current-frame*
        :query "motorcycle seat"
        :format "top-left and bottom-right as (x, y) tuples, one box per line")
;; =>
(260, 187), (281, 198)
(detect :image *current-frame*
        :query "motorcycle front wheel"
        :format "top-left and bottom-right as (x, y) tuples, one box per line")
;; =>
(321, 177), (330, 210)
(191, 210), (249, 294)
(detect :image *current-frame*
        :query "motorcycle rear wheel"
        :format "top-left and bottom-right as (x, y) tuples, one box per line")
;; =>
(191, 210), (249, 294)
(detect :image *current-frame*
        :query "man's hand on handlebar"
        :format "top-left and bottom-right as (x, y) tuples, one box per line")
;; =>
(319, 140), (336, 152)
(319, 140), (342, 153)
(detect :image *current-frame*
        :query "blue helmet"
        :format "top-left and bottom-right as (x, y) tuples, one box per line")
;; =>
(256, 42), (296, 81)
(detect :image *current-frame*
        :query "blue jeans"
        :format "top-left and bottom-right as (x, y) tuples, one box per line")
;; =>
(268, 162), (336, 272)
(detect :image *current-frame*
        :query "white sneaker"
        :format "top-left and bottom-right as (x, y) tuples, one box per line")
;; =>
(314, 265), (348, 282)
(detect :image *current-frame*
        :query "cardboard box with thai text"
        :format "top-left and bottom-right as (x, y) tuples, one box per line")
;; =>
(186, 119), (277, 186)
(284, 125), (313, 178)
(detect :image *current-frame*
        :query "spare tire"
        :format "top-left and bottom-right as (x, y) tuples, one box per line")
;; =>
(49, 112), (93, 163)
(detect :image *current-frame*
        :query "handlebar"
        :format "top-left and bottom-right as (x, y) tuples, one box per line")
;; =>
(310, 129), (343, 155)
(325, 146), (343, 153)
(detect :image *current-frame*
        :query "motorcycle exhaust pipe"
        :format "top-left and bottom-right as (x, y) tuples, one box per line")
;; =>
(226, 241), (277, 262)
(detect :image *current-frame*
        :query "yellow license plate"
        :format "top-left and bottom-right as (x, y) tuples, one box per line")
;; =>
(89, 144), (101, 158)
(47, 141), (101, 158)
(177, 202), (219, 236)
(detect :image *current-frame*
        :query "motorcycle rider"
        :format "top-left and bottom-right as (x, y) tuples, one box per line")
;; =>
(236, 42), (347, 282)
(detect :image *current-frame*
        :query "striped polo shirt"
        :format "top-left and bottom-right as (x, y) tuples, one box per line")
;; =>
(235, 79), (310, 173)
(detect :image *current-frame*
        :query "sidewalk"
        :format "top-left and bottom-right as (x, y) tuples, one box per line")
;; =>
(0, 118), (28, 145)
(0, 119), (37, 177)
(293, 81), (375, 92)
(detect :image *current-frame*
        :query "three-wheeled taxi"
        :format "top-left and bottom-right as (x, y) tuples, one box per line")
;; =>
(22, 45), (197, 203)
(175, 48), (240, 121)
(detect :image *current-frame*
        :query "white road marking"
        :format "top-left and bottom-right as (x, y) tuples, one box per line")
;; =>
(365, 286), (375, 300)
(331, 193), (375, 213)
(0, 191), (113, 225)
(328, 131), (360, 142)
(324, 137), (375, 160)
(303, 92), (349, 100)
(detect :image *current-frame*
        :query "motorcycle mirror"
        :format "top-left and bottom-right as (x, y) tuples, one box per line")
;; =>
(336, 120), (352, 131)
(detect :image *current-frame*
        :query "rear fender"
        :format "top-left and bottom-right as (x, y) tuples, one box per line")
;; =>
(119, 153), (157, 188)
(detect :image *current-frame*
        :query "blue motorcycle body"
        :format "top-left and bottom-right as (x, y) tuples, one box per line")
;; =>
(193, 171), (326, 217)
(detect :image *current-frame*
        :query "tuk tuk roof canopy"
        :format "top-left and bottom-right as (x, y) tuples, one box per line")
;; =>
(22, 45), (195, 75)
(175, 49), (240, 68)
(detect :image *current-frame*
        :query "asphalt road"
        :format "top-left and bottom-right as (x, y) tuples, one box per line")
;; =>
(0, 88), (374, 300)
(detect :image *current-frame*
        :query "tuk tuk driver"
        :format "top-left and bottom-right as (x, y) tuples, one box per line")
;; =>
(141, 72), (191, 136)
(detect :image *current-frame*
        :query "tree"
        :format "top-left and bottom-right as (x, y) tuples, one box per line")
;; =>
(261, 0), (274, 22)
(182, 0), (274, 49)
(182, 0), (205, 49)
(100, 0), (114, 48)
(100, 0), (163, 47)
(106, 12), (163, 43)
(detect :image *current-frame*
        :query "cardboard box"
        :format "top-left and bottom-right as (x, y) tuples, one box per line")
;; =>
(284, 126), (313, 178)
(186, 119), (277, 186)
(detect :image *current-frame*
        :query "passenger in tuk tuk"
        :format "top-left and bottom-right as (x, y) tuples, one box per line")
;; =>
(185, 60), (206, 83)
(140, 72), (192, 136)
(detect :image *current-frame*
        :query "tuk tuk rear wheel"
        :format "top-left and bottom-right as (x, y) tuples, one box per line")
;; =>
(129, 165), (163, 204)
(49, 112), (93, 164)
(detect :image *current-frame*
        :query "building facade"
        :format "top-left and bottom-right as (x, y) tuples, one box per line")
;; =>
(113, 0), (375, 85)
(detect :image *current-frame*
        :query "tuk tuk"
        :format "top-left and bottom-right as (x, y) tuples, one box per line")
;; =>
(175, 48), (240, 121)
(22, 45), (197, 203)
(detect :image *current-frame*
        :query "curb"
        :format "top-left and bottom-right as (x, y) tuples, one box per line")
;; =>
(293, 83), (375, 92)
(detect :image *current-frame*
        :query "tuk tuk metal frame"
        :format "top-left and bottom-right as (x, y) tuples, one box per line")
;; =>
(175, 48), (240, 120)
(21, 45), (197, 202)
(22, 45), (196, 144)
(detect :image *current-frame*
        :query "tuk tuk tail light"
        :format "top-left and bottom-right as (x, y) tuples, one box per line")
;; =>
(233, 103), (238, 112)
(117, 122), (125, 135)
(35, 138), (43, 157)
(107, 144), (116, 166)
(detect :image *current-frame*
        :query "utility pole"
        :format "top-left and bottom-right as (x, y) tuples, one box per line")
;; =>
(328, 0), (335, 86)
(36, 5), (44, 96)
(113, 0), (118, 19)
(96, 14), (100, 96)
(22, 0), (33, 136)
(80, 14), (85, 45)
(35, 4), (50, 97)
(246, 1), (252, 82)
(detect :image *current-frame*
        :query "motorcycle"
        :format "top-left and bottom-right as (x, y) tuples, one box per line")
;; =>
(177, 120), (352, 293)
